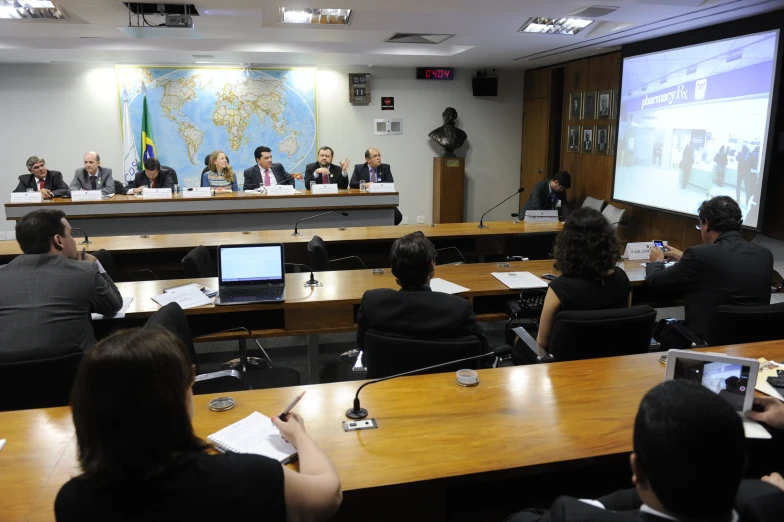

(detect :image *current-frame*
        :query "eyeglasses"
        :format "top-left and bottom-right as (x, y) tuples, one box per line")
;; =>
(695, 221), (702, 230)
(370, 154), (381, 159)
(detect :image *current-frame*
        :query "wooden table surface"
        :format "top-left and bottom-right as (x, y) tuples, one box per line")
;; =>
(2, 341), (781, 522)
(0, 221), (562, 257)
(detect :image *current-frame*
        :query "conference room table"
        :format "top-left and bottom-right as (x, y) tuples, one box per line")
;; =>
(3, 190), (400, 236)
(1, 341), (781, 522)
(104, 260), (647, 384)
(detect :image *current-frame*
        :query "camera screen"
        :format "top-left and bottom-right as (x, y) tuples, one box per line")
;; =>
(673, 358), (751, 411)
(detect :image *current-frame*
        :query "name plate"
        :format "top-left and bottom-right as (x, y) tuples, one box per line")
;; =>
(182, 187), (212, 198)
(623, 241), (668, 261)
(524, 210), (559, 223)
(267, 185), (296, 195)
(71, 190), (102, 202)
(142, 188), (173, 199)
(311, 184), (338, 194)
(10, 192), (43, 203)
(368, 183), (395, 193)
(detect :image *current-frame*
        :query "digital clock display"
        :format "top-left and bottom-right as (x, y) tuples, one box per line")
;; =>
(416, 67), (454, 80)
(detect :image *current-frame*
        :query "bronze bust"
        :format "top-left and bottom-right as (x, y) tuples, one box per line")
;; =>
(428, 107), (467, 158)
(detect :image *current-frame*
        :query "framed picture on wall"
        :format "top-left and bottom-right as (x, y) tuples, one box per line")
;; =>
(583, 91), (597, 120)
(566, 125), (580, 152)
(580, 126), (594, 154)
(597, 90), (612, 119)
(595, 125), (610, 154)
(569, 92), (582, 120)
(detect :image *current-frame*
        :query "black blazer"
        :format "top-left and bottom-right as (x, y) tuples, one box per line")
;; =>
(349, 163), (393, 189)
(127, 168), (176, 190)
(14, 171), (69, 197)
(521, 179), (569, 217)
(304, 162), (348, 190)
(243, 163), (294, 189)
(645, 231), (773, 340)
(356, 286), (489, 354)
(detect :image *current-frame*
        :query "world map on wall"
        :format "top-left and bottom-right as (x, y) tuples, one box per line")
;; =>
(116, 67), (317, 188)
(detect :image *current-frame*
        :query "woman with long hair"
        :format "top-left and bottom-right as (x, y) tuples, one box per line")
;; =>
(201, 150), (238, 193)
(55, 328), (342, 521)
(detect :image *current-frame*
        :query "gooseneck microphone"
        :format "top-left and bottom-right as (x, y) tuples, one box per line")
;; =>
(346, 345), (512, 419)
(285, 262), (320, 287)
(478, 188), (525, 229)
(292, 211), (349, 237)
(70, 227), (91, 245)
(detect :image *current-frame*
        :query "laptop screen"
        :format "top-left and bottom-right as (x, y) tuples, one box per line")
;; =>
(219, 245), (284, 283)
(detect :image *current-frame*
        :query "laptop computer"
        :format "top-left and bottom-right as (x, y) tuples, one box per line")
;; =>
(214, 243), (286, 306)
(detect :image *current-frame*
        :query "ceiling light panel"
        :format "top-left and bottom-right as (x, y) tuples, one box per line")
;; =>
(519, 17), (593, 35)
(280, 8), (351, 25)
(0, 0), (66, 20)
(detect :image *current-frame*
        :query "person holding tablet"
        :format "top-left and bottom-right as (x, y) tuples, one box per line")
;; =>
(55, 328), (342, 521)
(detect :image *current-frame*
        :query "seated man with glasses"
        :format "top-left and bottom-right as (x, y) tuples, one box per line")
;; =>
(349, 148), (402, 225)
(646, 196), (772, 347)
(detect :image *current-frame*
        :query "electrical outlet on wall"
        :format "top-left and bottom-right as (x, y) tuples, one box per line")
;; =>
(401, 216), (409, 225)
(417, 216), (426, 224)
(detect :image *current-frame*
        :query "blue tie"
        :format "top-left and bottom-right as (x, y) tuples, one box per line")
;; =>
(550, 191), (557, 209)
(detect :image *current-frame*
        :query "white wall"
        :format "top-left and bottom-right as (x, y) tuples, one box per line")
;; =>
(0, 64), (523, 233)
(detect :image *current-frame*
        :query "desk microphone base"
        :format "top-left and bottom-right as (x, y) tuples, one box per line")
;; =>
(346, 407), (369, 419)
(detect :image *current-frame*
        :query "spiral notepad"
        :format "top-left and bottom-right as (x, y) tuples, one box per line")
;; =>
(207, 411), (298, 464)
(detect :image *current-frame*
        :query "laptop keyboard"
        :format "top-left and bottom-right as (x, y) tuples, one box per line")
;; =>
(221, 287), (284, 297)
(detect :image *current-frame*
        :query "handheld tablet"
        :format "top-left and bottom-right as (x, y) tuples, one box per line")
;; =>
(664, 350), (759, 412)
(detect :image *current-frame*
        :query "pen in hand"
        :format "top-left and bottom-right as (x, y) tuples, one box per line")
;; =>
(278, 391), (305, 421)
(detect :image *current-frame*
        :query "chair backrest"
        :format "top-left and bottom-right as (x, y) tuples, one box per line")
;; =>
(602, 204), (626, 230)
(582, 196), (606, 212)
(161, 165), (178, 185)
(307, 235), (330, 272)
(114, 180), (126, 195)
(193, 369), (249, 395)
(182, 245), (216, 278)
(547, 305), (656, 362)
(92, 249), (120, 282)
(0, 352), (83, 411)
(144, 302), (197, 367)
(706, 303), (784, 346)
(364, 331), (483, 379)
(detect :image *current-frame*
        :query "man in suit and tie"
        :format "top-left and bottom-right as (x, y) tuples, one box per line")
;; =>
(243, 146), (299, 189)
(126, 158), (177, 194)
(356, 231), (489, 355)
(349, 148), (393, 189)
(69, 151), (115, 195)
(304, 146), (350, 190)
(506, 380), (783, 522)
(520, 171), (571, 218)
(14, 156), (69, 199)
(0, 209), (123, 363)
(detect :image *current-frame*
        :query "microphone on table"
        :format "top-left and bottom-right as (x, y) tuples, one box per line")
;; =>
(478, 188), (524, 229)
(292, 211), (349, 237)
(285, 262), (321, 288)
(70, 227), (91, 245)
(346, 344), (513, 419)
(609, 218), (629, 227)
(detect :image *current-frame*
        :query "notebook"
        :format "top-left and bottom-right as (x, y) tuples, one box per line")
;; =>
(207, 411), (298, 464)
(491, 271), (548, 290)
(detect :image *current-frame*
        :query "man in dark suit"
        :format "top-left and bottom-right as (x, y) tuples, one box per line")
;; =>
(304, 146), (350, 190)
(349, 148), (394, 189)
(243, 145), (299, 189)
(0, 209), (123, 363)
(69, 151), (115, 195)
(520, 171), (571, 218)
(14, 156), (69, 199)
(126, 158), (177, 194)
(356, 231), (489, 354)
(647, 196), (772, 344)
(506, 380), (783, 522)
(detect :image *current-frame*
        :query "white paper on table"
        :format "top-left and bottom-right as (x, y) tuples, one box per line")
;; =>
(755, 359), (784, 400)
(491, 272), (548, 290)
(92, 297), (134, 320)
(164, 282), (203, 294)
(10, 192), (43, 203)
(429, 278), (469, 295)
(152, 287), (212, 309)
(743, 418), (772, 439)
(368, 182), (395, 193)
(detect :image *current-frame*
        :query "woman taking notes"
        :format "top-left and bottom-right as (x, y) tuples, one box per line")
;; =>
(55, 328), (342, 521)
(201, 150), (238, 193)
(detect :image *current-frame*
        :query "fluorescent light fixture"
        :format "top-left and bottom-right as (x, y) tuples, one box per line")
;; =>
(0, 0), (66, 20)
(280, 7), (351, 25)
(519, 17), (593, 35)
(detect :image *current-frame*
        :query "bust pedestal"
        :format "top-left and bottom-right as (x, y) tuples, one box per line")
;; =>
(433, 157), (465, 224)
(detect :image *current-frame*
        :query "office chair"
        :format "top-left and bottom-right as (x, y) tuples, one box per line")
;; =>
(114, 180), (127, 195)
(512, 305), (658, 364)
(582, 196), (606, 213)
(161, 165), (178, 185)
(435, 246), (467, 265)
(0, 352), (83, 411)
(93, 248), (156, 282)
(656, 303), (784, 348)
(602, 204), (626, 231)
(182, 246), (217, 278)
(307, 235), (366, 272)
(360, 331), (484, 379)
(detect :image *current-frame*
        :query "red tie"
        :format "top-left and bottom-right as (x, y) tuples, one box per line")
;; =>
(265, 169), (272, 187)
(323, 172), (329, 184)
(39, 179), (44, 190)
(151, 180), (155, 188)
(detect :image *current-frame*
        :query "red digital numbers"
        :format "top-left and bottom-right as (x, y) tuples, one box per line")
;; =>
(417, 67), (454, 80)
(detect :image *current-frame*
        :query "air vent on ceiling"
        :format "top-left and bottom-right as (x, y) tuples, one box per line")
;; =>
(385, 33), (454, 44)
(568, 6), (619, 18)
(122, 3), (199, 16)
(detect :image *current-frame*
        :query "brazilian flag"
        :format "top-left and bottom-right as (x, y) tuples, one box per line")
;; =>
(140, 93), (156, 162)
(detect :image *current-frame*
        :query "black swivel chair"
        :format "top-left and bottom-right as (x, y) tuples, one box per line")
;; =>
(660, 303), (784, 348)
(307, 235), (366, 272)
(182, 246), (217, 278)
(0, 352), (83, 411)
(512, 305), (658, 364)
(114, 180), (127, 195)
(93, 248), (156, 282)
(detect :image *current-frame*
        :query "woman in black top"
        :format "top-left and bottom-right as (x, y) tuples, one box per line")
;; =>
(536, 207), (632, 348)
(55, 328), (342, 522)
